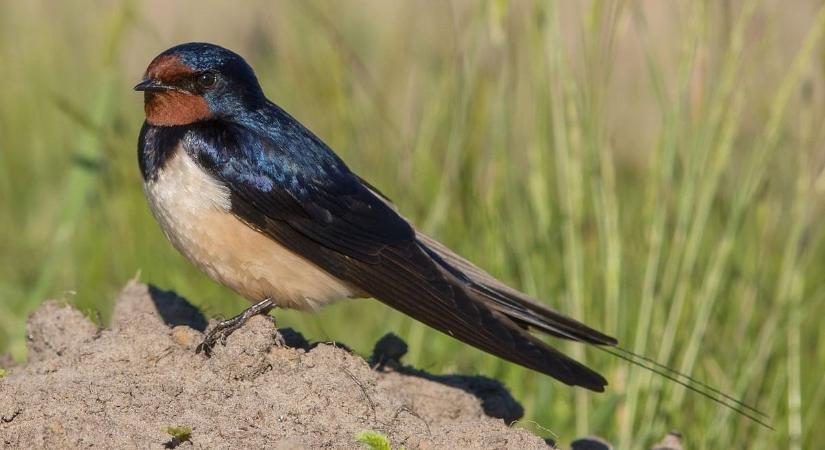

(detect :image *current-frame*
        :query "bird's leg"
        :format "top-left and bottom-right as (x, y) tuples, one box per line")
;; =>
(196, 297), (276, 355)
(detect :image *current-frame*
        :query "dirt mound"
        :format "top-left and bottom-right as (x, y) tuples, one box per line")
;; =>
(0, 281), (550, 449)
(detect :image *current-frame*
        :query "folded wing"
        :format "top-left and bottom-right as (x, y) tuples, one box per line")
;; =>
(188, 121), (614, 391)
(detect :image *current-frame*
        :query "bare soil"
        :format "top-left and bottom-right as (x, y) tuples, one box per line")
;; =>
(0, 281), (556, 449)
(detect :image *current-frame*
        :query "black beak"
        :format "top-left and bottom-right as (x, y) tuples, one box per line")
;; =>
(134, 78), (174, 92)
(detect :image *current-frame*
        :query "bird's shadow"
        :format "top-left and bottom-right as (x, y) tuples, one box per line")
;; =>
(368, 333), (525, 424)
(147, 285), (209, 332)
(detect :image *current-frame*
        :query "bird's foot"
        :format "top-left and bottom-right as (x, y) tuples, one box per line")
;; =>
(196, 297), (275, 356)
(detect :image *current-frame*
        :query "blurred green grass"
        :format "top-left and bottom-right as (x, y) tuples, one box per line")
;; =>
(2, 0), (824, 447)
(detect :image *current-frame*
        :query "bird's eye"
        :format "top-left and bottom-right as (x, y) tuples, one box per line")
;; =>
(196, 72), (217, 90)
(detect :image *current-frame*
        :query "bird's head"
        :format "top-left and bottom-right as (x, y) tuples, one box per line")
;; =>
(135, 42), (264, 126)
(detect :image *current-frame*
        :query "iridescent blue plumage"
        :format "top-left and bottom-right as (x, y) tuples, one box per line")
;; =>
(174, 116), (416, 261)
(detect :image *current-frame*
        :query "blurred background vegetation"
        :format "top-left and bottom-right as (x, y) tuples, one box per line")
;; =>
(1, 0), (824, 448)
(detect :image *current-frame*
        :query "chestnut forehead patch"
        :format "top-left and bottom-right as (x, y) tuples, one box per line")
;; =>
(145, 55), (195, 82)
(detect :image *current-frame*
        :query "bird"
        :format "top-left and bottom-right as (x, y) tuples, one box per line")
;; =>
(131, 42), (770, 423)
(134, 42), (613, 391)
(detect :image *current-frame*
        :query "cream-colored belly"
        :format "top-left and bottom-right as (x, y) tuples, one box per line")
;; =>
(143, 147), (358, 310)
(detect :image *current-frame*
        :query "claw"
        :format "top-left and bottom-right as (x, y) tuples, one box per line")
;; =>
(196, 297), (275, 356)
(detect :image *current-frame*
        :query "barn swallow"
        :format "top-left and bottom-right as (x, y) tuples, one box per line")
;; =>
(132, 42), (772, 419)
(134, 42), (614, 391)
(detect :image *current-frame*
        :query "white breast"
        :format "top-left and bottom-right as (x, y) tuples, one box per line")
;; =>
(143, 146), (358, 310)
